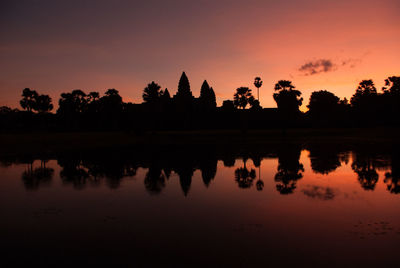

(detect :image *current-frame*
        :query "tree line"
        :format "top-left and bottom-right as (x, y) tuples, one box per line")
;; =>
(0, 72), (399, 131)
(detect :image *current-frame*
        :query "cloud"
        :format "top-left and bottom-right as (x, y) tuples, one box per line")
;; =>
(341, 58), (362, 68)
(299, 59), (337, 75)
(299, 57), (363, 76)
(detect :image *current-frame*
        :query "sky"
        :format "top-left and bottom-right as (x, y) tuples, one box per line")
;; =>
(0, 0), (399, 110)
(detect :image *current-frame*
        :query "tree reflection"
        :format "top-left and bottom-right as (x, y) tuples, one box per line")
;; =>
(384, 154), (400, 194)
(307, 144), (344, 174)
(59, 158), (90, 189)
(251, 155), (264, 191)
(22, 160), (54, 190)
(351, 153), (379, 191)
(274, 144), (304, 194)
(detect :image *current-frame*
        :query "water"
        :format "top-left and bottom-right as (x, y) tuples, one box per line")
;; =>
(0, 142), (399, 267)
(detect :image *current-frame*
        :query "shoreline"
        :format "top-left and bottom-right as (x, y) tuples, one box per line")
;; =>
(0, 127), (399, 156)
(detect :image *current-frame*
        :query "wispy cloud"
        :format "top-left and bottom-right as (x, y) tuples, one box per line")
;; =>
(341, 58), (362, 68)
(299, 57), (363, 76)
(299, 59), (336, 75)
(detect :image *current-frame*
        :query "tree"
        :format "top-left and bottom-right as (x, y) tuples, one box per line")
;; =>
(254, 77), (263, 101)
(233, 87), (255, 109)
(274, 80), (295, 91)
(57, 89), (88, 115)
(20, 88), (38, 112)
(143, 81), (162, 103)
(88, 92), (100, 102)
(101, 89), (123, 113)
(105, 88), (120, 97)
(350, 79), (377, 108)
(350, 80), (379, 123)
(381, 76), (400, 123)
(307, 90), (340, 119)
(273, 80), (303, 116)
(383, 76), (400, 94)
(35, 94), (53, 113)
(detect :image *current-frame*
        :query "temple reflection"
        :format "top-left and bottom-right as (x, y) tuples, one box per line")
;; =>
(0, 142), (399, 196)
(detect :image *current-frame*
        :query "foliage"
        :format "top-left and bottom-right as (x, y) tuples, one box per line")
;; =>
(273, 80), (303, 116)
(143, 81), (162, 103)
(233, 87), (255, 109)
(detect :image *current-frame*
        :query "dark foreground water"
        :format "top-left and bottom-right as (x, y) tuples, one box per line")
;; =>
(0, 142), (399, 267)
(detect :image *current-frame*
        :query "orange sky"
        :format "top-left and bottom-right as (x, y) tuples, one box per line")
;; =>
(0, 0), (399, 110)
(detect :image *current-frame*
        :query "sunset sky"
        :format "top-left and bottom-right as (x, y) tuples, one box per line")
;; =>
(1, 0), (399, 110)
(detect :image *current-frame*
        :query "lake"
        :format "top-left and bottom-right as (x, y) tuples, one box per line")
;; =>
(0, 141), (399, 267)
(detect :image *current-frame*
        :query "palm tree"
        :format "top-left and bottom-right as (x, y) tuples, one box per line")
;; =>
(254, 77), (263, 102)
(20, 88), (38, 112)
(233, 87), (255, 109)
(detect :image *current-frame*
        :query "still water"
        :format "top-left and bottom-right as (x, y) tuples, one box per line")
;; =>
(0, 142), (399, 267)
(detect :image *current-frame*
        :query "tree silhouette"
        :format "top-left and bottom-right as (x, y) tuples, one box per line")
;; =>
(35, 94), (53, 113)
(143, 81), (163, 103)
(20, 88), (38, 112)
(58, 89), (88, 115)
(307, 90), (340, 119)
(233, 87), (255, 109)
(383, 76), (400, 94)
(100, 89), (123, 129)
(381, 76), (400, 124)
(273, 80), (303, 116)
(350, 80), (377, 110)
(254, 77), (263, 101)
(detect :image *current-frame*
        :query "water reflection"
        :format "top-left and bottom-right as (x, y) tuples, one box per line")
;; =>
(384, 152), (400, 194)
(22, 159), (54, 190)
(234, 158), (256, 189)
(275, 143), (304, 194)
(1, 143), (399, 196)
(307, 143), (349, 174)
